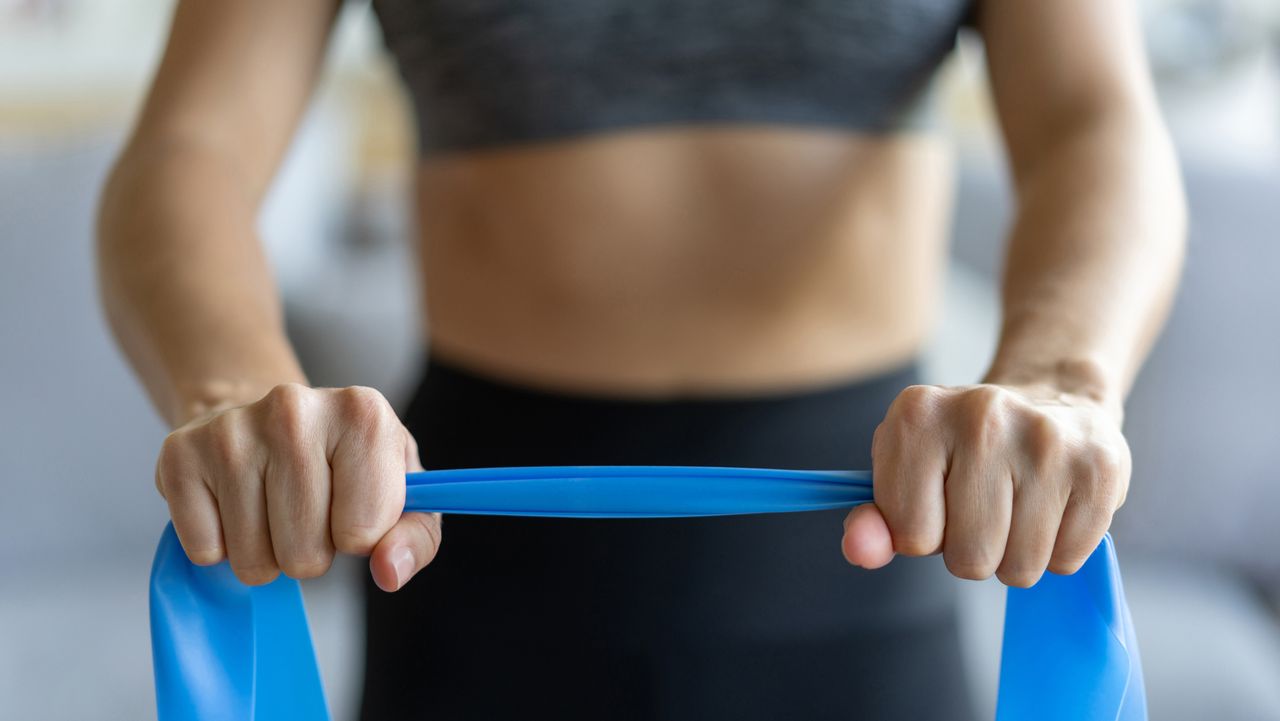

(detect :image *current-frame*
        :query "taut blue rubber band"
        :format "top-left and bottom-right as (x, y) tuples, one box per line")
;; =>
(404, 465), (874, 517)
(149, 465), (1146, 720)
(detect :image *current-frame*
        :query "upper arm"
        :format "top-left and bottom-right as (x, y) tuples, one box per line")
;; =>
(975, 0), (1163, 183)
(127, 0), (342, 201)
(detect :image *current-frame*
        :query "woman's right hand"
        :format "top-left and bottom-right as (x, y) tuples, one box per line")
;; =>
(155, 383), (442, 592)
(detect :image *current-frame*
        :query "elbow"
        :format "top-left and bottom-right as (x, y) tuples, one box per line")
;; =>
(95, 140), (162, 262)
(95, 151), (135, 310)
(94, 152), (147, 352)
(93, 141), (186, 318)
(95, 145), (159, 321)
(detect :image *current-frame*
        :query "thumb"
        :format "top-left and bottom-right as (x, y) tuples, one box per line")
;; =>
(842, 503), (895, 569)
(370, 511), (442, 592)
(369, 427), (440, 592)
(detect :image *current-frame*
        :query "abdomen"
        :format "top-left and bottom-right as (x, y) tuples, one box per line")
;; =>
(414, 126), (954, 395)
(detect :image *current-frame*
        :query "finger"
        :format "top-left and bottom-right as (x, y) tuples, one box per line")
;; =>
(995, 470), (1065, 588)
(329, 387), (406, 555)
(842, 503), (895, 569)
(203, 417), (278, 585)
(1048, 491), (1112, 575)
(873, 386), (949, 556)
(942, 447), (1012, 581)
(875, 447), (947, 557)
(1051, 439), (1127, 574)
(263, 421), (333, 580)
(157, 435), (224, 566)
(370, 511), (443, 592)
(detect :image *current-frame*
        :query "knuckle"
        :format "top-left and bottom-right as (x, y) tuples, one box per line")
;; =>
(232, 562), (280, 587)
(996, 562), (1044, 589)
(961, 386), (1011, 448)
(341, 386), (394, 433)
(280, 551), (333, 580)
(159, 429), (191, 461)
(263, 386), (312, 446)
(332, 522), (382, 555)
(894, 534), (939, 557)
(204, 415), (247, 467)
(945, 554), (997, 581)
(1025, 412), (1063, 463)
(943, 539), (1002, 581)
(264, 382), (308, 409)
(997, 571), (1040, 589)
(1081, 441), (1123, 478)
(1047, 554), (1088, 576)
(341, 385), (384, 414)
(155, 434), (193, 495)
(173, 521), (224, 566)
(890, 385), (941, 429)
(888, 520), (941, 556)
(970, 384), (1011, 413)
(186, 545), (225, 567)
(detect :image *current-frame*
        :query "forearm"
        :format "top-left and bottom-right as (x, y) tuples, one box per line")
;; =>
(982, 111), (1186, 421)
(96, 137), (306, 428)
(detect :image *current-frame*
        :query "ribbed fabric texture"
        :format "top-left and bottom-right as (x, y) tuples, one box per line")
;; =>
(371, 0), (974, 152)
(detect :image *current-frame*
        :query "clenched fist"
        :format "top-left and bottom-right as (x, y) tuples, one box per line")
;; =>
(842, 383), (1131, 588)
(155, 383), (442, 592)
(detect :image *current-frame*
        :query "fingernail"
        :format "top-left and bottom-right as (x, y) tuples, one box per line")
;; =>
(391, 547), (415, 589)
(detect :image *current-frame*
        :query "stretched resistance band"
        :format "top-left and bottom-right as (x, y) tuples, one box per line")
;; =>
(150, 466), (1146, 721)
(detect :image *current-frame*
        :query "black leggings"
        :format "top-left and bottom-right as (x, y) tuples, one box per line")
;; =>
(359, 356), (975, 721)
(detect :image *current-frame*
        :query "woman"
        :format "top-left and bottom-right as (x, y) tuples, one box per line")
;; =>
(96, 1), (1185, 719)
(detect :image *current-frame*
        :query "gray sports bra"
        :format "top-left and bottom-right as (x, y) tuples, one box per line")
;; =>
(371, 0), (974, 154)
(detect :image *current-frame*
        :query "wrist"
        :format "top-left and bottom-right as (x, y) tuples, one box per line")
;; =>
(982, 356), (1124, 424)
(171, 376), (303, 427)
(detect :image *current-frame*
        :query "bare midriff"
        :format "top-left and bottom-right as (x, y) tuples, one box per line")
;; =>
(413, 125), (954, 397)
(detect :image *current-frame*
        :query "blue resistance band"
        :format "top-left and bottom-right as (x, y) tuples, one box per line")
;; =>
(150, 466), (1146, 721)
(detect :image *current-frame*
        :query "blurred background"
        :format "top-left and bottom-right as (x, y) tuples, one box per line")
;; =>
(1, 0), (1278, 718)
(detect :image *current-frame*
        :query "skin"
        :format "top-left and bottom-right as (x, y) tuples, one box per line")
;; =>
(96, 0), (1185, 594)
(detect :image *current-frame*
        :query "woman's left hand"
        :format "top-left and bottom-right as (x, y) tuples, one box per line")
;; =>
(842, 383), (1131, 587)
